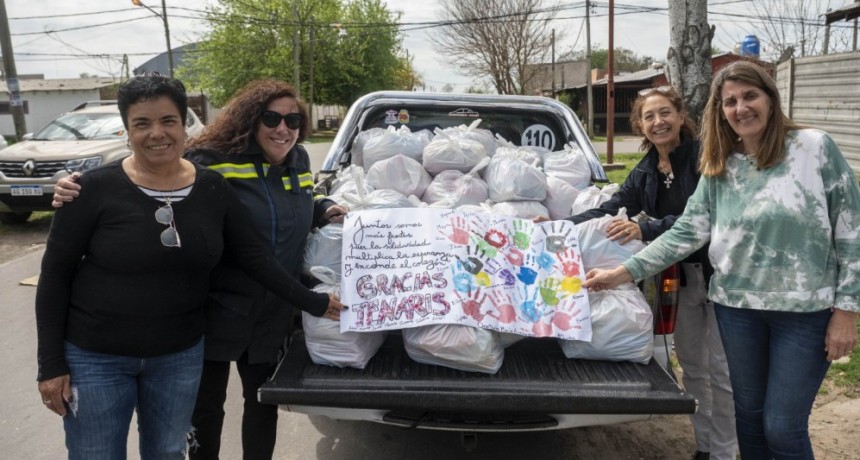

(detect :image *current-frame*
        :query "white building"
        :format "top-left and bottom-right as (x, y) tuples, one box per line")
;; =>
(0, 77), (120, 139)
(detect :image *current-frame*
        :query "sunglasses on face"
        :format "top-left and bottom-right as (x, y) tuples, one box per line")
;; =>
(260, 111), (304, 129)
(638, 85), (674, 97)
(155, 201), (182, 248)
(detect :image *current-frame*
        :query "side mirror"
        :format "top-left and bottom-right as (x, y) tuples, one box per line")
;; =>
(22, 133), (34, 141)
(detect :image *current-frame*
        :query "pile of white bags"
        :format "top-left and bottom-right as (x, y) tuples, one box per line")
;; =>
(402, 324), (505, 374)
(558, 283), (654, 364)
(302, 267), (387, 369)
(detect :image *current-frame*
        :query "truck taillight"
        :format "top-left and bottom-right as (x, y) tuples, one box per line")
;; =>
(653, 264), (680, 335)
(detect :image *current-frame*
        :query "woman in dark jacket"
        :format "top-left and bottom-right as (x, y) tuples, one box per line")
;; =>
(568, 86), (737, 460)
(183, 80), (347, 460)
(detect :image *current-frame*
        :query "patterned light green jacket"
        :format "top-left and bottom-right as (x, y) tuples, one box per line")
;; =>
(624, 129), (860, 313)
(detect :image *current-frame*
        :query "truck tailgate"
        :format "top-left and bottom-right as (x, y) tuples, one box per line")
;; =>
(260, 332), (696, 415)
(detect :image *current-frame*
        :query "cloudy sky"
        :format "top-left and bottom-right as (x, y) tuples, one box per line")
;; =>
(2, 1), (838, 91)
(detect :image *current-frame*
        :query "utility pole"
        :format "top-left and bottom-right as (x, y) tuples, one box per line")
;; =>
(606, 0), (615, 164)
(0, 0), (27, 139)
(292, 0), (301, 97)
(309, 16), (314, 129)
(551, 29), (556, 97)
(585, 0), (594, 137)
(132, 0), (174, 78)
(160, 0), (173, 77)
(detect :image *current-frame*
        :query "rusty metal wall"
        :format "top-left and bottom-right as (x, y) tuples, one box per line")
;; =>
(777, 52), (860, 173)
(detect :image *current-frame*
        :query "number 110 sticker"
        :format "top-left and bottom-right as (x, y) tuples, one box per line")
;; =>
(521, 124), (556, 151)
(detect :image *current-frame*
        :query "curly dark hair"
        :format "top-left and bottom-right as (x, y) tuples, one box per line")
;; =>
(117, 74), (188, 130)
(187, 79), (309, 156)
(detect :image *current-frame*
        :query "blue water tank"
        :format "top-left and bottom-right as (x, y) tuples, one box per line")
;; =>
(740, 35), (760, 57)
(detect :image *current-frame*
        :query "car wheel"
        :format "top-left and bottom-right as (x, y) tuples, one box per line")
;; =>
(0, 211), (33, 225)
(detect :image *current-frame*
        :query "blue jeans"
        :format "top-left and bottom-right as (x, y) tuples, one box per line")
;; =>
(63, 339), (204, 460)
(714, 304), (832, 460)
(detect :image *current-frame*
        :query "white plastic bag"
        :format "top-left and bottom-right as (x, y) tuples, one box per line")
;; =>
(570, 183), (619, 215)
(340, 188), (414, 210)
(422, 130), (488, 175)
(302, 267), (387, 369)
(421, 158), (490, 207)
(575, 208), (646, 271)
(365, 154), (432, 198)
(558, 283), (653, 364)
(490, 201), (549, 219)
(542, 176), (580, 220)
(402, 324), (504, 374)
(302, 224), (343, 276)
(349, 128), (385, 167)
(542, 142), (592, 190)
(362, 125), (432, 170)
(328, 165), (375, 196)
(437, 119), (499, 158)
(483, 148), (548, 202)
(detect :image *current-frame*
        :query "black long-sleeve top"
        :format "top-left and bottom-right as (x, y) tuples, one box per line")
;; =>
(35, 161), (328, 381)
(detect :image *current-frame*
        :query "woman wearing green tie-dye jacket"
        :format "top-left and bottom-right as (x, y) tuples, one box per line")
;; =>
(584, 61), (859, 459)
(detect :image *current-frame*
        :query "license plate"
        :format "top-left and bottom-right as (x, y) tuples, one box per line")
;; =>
(10, 185), (43, 196)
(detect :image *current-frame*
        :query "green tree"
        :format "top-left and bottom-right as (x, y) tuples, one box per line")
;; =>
(565, 47), (654, 72)
(178, 0), (414, 107)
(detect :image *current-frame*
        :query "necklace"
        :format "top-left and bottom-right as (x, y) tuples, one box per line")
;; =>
(662, 171), (674, 189)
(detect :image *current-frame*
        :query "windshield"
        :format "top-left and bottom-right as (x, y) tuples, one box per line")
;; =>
(34, 112), (126, 141)
(357, 104), (568, 152)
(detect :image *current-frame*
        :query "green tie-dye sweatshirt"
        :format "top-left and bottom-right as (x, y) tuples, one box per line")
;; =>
(623, 129), (860, 313)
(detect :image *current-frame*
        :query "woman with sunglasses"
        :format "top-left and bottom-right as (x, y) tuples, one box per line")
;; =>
(584, 61), (860, 459)
(36, 75), (344, 460)
(182, 79), (347, 460)
(564, 85), (737, 460)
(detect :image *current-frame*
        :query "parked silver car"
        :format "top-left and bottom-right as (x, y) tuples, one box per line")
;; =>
(0, 101), (204, 224)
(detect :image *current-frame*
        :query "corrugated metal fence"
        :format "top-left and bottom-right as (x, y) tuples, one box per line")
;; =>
(777, 52), (860, 173)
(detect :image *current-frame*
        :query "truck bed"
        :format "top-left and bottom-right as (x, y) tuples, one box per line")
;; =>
(259, 332), (696, 419)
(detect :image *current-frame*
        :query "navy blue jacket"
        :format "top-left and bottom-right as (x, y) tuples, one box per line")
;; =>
(186, 142), (335, 364)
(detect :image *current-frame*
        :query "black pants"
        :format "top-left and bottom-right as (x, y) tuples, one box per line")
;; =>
(189, 355), (278, 460)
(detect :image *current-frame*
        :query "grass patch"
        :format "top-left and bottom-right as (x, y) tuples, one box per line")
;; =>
(600, 152), (644, 185)
(307, 131), (338, 143)
(825, 321), (860, 395)
(0, 211), (53, 235)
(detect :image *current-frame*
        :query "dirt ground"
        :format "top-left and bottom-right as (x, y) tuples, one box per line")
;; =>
(2, 221), (858, 459)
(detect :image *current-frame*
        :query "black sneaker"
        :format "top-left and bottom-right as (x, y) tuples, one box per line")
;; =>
(691, 452), (710, 460)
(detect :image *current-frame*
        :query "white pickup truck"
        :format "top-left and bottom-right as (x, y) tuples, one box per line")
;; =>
(259, 91), (694, 447)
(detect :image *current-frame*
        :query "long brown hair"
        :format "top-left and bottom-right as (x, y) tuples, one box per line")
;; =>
(630, 86), (697, 152)
(187, 79), (310, 156)
(699, 61), (802, 176)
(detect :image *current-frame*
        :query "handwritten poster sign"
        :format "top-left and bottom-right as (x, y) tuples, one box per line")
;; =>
(341, 208), (591, 341)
